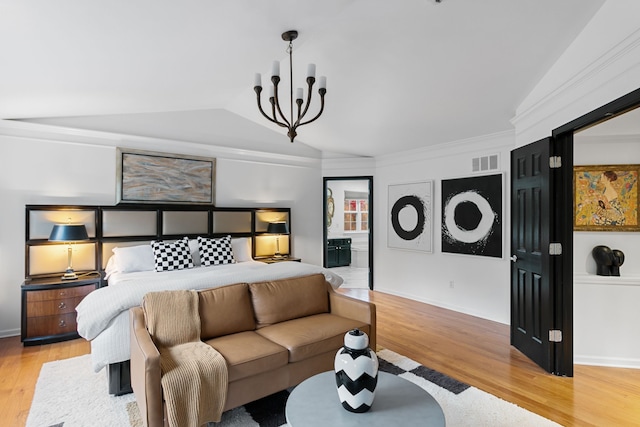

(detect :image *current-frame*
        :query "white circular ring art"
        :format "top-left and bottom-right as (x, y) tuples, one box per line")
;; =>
(444, 191), (496, 244)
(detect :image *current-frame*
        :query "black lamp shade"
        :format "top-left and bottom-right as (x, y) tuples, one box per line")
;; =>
(49, 224), (89, 242)
(267, 222), (289, 234)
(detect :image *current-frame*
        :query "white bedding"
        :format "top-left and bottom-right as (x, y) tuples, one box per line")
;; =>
(76, 261), (343, 372)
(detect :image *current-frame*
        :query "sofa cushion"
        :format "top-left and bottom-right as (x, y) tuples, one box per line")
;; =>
(199, 283), (256, 340)
(205, 331), (288, 382)
(255, 313), (368, 363)
(249, 274), (329, 327)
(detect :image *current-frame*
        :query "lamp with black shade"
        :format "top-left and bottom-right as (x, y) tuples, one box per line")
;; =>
(267, 221), (289, 258)
(48, 223), (89, 280)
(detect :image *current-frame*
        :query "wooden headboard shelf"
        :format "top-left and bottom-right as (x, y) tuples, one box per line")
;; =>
(25, 204), (291, 282)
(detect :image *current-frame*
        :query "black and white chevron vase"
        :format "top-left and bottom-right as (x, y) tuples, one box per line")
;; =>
(334, 329), (379, 413)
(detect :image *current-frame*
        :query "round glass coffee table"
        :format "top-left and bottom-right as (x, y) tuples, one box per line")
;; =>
(286, 371), (446, 426)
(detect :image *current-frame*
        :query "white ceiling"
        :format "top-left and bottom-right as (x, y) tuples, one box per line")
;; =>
(0, 0), (607, 158)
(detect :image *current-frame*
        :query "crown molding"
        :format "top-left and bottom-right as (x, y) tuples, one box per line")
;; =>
(574, 134), (640, 144)
(375, 130), (514, 168)
(512, 27), (640, 137)
(0, 119), (322, 168)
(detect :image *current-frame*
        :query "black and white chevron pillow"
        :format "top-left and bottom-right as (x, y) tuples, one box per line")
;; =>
(151, 237), (194, 272)
(198, 235), (236, 266)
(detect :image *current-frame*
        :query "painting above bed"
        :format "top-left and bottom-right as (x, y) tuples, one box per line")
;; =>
(116, 148), (216, 204)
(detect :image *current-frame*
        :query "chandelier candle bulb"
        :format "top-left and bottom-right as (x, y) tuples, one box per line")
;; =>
(296, 88), (303, 101)
(254, 73), (262, 88)
(307, 63), (316, 78)
(268, 86), (274, 99)
(272, 60), (280, 77)
(319, 76), (327, 89)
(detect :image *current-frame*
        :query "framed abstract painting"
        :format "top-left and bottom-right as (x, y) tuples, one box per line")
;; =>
(116, 148), (216, 205)
(573, 164), (639, 231)
(441, 173), (503, 258)
(387, 181), (433, 253)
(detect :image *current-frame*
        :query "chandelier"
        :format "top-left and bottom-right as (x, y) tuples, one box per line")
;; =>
(254, 30), (326, 142)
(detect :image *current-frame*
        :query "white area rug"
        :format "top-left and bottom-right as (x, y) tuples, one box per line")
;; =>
(27, 350), (560, 427)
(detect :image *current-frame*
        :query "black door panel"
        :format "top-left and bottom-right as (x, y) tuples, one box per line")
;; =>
(511, 138), (553, 373)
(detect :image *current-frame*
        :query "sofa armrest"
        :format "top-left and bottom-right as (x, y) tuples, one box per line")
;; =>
(130, 306), (163, 427)
(328, 290), (377, 350)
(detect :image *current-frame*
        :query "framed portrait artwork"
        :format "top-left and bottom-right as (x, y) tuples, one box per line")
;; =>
(573, 164), (639, 231)
(116, 148), (216, 205)
(441, 173), (503, 258)
(387, 181), (433, 253)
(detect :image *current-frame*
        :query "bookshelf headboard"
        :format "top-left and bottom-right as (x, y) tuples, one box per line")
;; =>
(25, 204), (291, 282)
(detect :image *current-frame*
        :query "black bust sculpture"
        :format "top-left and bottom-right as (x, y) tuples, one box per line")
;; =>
(592, 245), (625, 276)
(611, 249), (625, 277)
(592, 245), (613, 276)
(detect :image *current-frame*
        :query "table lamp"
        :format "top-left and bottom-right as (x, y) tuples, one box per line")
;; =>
(49, 223), (89, 280)
(267, 222), (289, 257)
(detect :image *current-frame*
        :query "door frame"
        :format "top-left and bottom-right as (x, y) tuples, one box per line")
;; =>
(550, 87), (640, 375)
(323, 176), (374, 290)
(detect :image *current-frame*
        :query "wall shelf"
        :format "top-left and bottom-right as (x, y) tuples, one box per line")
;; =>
(573, 273), (640, 287)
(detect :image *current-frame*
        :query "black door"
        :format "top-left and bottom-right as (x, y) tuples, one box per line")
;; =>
(510, 138), (555, 373)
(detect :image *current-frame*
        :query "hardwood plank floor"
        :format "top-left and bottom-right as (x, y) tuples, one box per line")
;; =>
(339, 288), (640, 427)
(1, 290), (639, 426)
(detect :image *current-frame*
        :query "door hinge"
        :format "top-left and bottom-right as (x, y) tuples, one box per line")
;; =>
(550, 243), (562, 255)
(549, 156), (562, 168)
(549, 330), (563, 342)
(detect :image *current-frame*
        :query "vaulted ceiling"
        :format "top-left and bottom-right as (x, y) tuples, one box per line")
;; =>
(1, 0), (606, 158)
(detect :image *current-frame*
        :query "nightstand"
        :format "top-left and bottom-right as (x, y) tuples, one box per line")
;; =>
(21, 272), (101, 345)
(258, 256), (301, 264)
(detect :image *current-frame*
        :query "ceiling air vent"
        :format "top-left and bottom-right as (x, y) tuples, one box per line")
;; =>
(472, 154), (499, 173)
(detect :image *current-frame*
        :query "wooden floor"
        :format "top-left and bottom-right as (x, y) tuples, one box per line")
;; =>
(2, 290), (640, 426)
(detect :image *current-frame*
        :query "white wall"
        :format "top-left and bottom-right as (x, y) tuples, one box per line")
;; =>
(572, 135), (640, 368)
(373, 132), (514, 324)
(326, 179), (369, 240)
(0, 122), (322, 338)
(573, 136), (640, 277)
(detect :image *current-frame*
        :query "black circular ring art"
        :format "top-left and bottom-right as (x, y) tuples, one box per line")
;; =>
(390, 195), (425, 241)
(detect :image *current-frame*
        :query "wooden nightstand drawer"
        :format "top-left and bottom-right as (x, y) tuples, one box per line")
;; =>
(25, 313), (77, 338)
(26, 284), (94, 302)
(26, 295), (85, 317)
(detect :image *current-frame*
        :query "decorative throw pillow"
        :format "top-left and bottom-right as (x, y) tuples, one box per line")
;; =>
(111, 244), (155, 273)
(198, 235), (236, 266)
(231, 237), (253, 262)
(151, 237), (194, 272)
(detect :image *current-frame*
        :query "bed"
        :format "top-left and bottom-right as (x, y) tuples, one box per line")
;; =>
(77, 257), (342, 372)
(25, 204), (342, 395)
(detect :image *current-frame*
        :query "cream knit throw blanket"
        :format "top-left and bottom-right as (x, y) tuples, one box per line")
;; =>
(143, 290), (228, 427)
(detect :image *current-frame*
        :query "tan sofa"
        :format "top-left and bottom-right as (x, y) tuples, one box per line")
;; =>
(129, 273), (376, 427)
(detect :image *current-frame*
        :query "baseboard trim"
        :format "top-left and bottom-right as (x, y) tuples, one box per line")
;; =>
(574, 355), (640, 370)
(0, 329), (21, 339)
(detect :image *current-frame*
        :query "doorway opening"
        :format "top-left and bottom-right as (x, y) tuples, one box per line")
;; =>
(526, 88), (640, 375)
(323, 176), (373, 290)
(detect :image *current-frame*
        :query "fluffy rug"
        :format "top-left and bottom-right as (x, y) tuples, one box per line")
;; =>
(27, 349), (560, 427)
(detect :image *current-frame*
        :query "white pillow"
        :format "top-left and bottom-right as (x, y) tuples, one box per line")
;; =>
(188, 239), (202, 267)
(231, 237), (253, 262)
(104, 255), (119, 279)
(111, 244), (155, 273)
